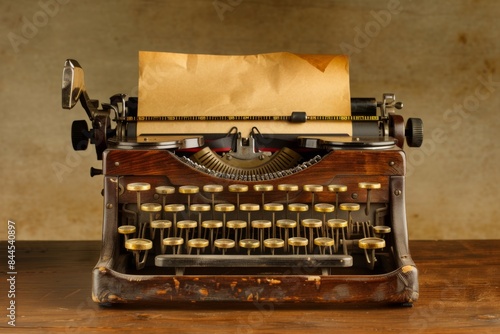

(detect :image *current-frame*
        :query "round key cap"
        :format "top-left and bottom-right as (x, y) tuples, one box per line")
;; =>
(126, 182), (151, 191)
(187, 238), (209, 255)
(214, 238), (235, 249)
(214, 238), (235, 254)
(253, 184), (273, 192)
(288, 203), (309, 212)
(288, 237), (308, 247)
(264, 203), (284, 211)
(179, 185), (200, 194)
(150, 220), (172, 229)
(177, 220), (197, 229)
(125, 238), (153, 270)
(118, 225), (136, 235)
(314, 203), (334, 213)
(314, 237), (335, 254)
(215, 203), (235, 212)
(359, 237), (385, 249)
(314, 237), (335, 247)
(140, 203), (162, 212)
(239, 238), (260, 255)
(188, 238), (209, 248)
(202, 220), (223, 229)
(339, 203), (360, 211)
(264, 238), (285, 255)
(163, 237), (184, 246)
(327, 218), (348, 253)
(278, 184), (299, 192)
(251, 220), (272, 229)
(302, 218), (322, 253)
(125, 238), (153, 251)
(203, 184), (224, 193)
(164, 203), (185, 212)
(373, 225), (391, 234)
(162, 237), (184, 254)
(358, 182), (381, 189)
(288, 237), (308, 254)
(302, 218), (323, 228)
(155, 186), (175, 194)
(190, 204), (211, 212)
(303, 184), (324, 192)
(276, 219), (297, 229)
(328, 184), (347, 192)
(228, 184), (248, 192)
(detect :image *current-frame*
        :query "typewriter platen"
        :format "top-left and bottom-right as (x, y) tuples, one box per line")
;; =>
(62, 57), (423, 306)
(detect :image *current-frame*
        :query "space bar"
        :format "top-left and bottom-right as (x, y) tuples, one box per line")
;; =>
(155, 254), (353, 268)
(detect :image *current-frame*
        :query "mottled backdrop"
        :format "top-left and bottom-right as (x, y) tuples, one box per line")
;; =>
(1, 0), (499, 240)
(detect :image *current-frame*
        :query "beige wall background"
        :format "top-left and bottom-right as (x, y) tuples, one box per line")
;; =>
(1, 0), (499, 240)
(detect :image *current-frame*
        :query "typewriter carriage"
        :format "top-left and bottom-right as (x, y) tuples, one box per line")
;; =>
(62, 59), (422, 306)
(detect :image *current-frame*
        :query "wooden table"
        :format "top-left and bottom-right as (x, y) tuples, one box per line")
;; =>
(1, 240), (499, 333)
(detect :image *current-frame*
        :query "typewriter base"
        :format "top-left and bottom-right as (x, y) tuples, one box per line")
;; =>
(92, 147), (419, 306)
(92, 255), (418, 306)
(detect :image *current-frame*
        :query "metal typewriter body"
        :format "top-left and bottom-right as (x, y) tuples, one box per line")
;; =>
(62, 59), (423, 306)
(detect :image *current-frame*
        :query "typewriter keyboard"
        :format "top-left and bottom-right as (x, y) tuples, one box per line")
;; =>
(117, 181), (393, 276)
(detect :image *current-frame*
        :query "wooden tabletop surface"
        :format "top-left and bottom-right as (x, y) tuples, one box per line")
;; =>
(1, 240), (499, 333)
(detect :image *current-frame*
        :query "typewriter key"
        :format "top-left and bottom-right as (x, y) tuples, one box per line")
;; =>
(264, 238), (285, 255)
(314, 203), (335, 237)
(327, 219), (348, 253)
(314, 237), (335, 255)
(118, 225), (136, 248)
(214, 238), (235, 255)
(373, 225), (391, 239)
(277, 184), (299, 217)
(240, 203), (260, 238)
(251, 220), (272, 253)
(162, 237), (184, 254)
(359, 237), (385, 269)
(229, 184), (248, 218)
(263, 203), (283, 238)
(177, 220), (198, 250)
(202, 220), (223, 253)
(140, 203), (162, 238)
(288, 237), (308, 255)
(179, 185), (199, 217)
(215, 203), (235, 238)
(288, 203), (309, 238)
(226, 220), (246, 251)
(327, 184), (347, 218)
(359, 182), (381, 216)
(203, 184), (223, 218)
(339, 203), (360, 238)
(164, 203), (185, 236)
(302, 218), (323, 253)
(254, 184), (273, 216)
(187, 238), (209, 255)
(276, 219), (297, 253)
(155, 186), (175, 218)
(303, 184), (324, 214)
(125, 238), (153, 270)
(126, 182), (151, 210)
(191, 203), (211, 236)
(239, 238), (260, 255)
(150, 220), (172, 253)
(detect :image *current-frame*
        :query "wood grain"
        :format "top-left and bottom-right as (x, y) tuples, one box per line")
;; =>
(1, 240), (499, 333)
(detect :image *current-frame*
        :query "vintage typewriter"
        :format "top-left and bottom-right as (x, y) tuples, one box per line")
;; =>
(61, 54), (423, 306)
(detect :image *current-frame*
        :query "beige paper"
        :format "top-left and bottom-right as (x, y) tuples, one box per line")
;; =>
(137, 51), (351, 136)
